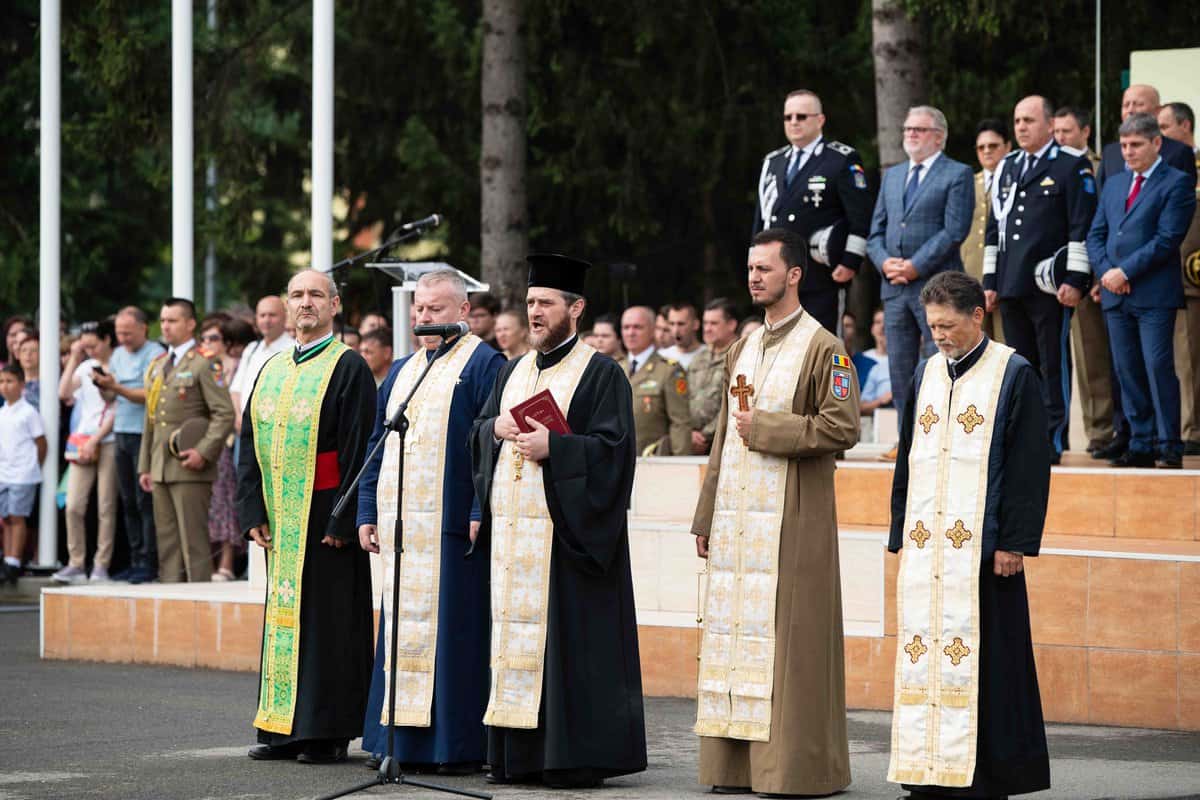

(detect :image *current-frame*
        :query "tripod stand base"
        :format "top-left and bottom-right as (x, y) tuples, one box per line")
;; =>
(314, 757), (493, 800)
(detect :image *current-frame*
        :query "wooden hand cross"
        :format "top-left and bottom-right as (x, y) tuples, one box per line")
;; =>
(731, 374), (754, 412)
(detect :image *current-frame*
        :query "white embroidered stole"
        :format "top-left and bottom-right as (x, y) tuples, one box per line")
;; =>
(888, 341), (1013, 786)
(376, 334), (482, 726)
(694, 313), (821, 742)
(483, 340), (595, 729)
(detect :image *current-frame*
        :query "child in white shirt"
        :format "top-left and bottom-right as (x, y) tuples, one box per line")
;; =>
(0, 364), (47, 585)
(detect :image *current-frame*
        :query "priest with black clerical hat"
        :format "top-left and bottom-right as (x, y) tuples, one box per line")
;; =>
(469, 253), (647, 789)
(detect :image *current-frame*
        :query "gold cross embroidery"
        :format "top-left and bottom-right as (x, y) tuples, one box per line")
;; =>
(513, 452), (524, 482)
(945, 519), (972, 549)
(918, 405), (940, 434)
(904, 635), (928, 664)
(957, 404), (984, 433)
(909, 521), (931, 548)
(944, 636), (971, 666)
(731, 374), (755, 412)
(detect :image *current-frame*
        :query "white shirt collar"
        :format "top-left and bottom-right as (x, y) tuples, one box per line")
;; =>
(793, 136), (822, 158)
(1025, 139), (1053, 162)
(765, 304), (804, 332)
(908, 150), (942, 173)
(295, 332), (334, 353)
(1134, 156), (1163, 181)
(169, 339), (195, 360)
(542, 334), (577, 356)
(629, 345), (655, 364)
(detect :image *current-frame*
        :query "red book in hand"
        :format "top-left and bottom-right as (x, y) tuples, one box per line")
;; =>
(510, 389), (572, 435)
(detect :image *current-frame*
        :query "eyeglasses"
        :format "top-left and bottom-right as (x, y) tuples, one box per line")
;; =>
(976, 142), (1004, 151)
(783, 113), (817, 122)
(903, 126), (939, 135)
(200, 333), (223, 343)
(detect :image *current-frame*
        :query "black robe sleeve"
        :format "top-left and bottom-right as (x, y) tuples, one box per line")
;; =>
(542, 356), (637, 576)
(994, 362), (1051, 556)
(887, 368), (919, 553)
(236, 373), (268, 537)
(323, 353), (378, 542)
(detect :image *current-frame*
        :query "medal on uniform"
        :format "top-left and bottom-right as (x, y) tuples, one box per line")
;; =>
(642, 396), (653, 413)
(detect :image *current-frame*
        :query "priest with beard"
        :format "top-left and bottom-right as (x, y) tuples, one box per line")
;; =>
(237, 269), (376, 764)
(469, 253), (647, 789)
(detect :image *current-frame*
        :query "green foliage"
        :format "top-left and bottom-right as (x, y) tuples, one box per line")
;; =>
(2, 0), (1199, 325)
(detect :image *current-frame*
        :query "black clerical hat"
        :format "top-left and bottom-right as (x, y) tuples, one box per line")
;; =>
(526, 252), (591, 295)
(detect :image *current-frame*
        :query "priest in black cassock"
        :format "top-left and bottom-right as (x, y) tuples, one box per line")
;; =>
(469, 253), (647, 789)
(887, 270), (1051, 798)
(237, 269), (376, 764)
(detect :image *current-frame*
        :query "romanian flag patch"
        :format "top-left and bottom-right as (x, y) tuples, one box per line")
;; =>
(832, 354), (851, 369)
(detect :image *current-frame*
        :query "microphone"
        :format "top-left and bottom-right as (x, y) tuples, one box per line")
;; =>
(397, 214), (444, 233)
(412, 321), (469, 338)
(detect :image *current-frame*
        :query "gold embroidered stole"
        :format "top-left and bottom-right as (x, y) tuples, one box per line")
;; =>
(888, 341), (1013, 787)
(694, 313), (821, 742)
(376, 334), (482, 726)
(250, 340), (349, 734)
(484, 340), (595, 729)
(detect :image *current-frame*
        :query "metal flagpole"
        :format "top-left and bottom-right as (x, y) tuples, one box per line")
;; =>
(312, 0), (334, 272)
(172, 0), (194, 299)
(1094, 0), (1102, 154)
(36, 0), (62, 568)
(204, 0), (217, 310)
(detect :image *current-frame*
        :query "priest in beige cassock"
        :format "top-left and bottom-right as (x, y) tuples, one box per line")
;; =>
(888, 270), (1051, 799)
(693, 228), (859, 796)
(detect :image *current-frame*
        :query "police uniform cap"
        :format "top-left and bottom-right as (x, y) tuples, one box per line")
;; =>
(527, 252), (591, 295)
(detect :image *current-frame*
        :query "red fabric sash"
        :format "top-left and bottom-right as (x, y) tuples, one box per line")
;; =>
(314, 451), (340, 491)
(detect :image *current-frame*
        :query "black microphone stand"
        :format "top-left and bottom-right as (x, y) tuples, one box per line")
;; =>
(317, 331), (490, 800)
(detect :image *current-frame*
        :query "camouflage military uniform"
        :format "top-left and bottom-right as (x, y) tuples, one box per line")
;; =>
(687, 343), (733, 452)
(626, 351), (691, 456)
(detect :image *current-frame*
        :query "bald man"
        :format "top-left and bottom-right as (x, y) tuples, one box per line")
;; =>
(621, 306), (691, 455)
(229, 295), (296, 431)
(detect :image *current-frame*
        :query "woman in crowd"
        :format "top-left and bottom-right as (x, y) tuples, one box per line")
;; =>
(493, 308), (530, 360)
(17, 333), (40, 408)
(52, 319), (118, 583)
(199, 314), (253, 581)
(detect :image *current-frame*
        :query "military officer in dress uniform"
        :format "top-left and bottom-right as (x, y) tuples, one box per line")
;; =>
(138, 297), (235, 583)
(983, 96), (1098, 463)
(620, 305), (691, 456)
(752, 89), (874, 333)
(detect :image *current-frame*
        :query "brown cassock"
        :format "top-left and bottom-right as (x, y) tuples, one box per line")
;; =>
(691, 312), (859, 795)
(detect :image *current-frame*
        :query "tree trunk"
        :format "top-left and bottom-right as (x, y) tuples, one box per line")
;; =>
(480, 0), (527, 310)
(872, 0), (925, 170)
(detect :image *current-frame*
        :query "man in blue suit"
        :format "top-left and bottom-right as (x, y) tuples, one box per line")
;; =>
(867, 105), (974, 450)
(1087, 113), (1197, 469)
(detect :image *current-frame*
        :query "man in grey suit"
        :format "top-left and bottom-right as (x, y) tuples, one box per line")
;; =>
(867, 105), (975, 452)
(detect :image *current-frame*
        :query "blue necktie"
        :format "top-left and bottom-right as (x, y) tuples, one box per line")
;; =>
(903, 163), (922, 211)
(785, 150), (801, 188)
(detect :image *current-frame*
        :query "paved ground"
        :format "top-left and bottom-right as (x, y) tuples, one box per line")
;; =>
(2, 606), (1199, 800)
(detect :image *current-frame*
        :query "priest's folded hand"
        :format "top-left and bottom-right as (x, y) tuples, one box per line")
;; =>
(494, 412), (521, 442)
(733, 409), (755, 443)
(695, 534), (710, 559)
(321, 534), (347, 548)
(359, 524), (380, 553)
(516, 417), (551, 462)
(993, 550), (1023, 577)
(248, 524), (271, 549)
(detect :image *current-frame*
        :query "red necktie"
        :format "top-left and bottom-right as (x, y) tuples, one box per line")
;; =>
(1125, 173), (1144, 212)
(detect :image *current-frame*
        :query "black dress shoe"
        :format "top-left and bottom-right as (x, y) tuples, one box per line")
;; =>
(364, 755), (382, 770)
(1049, 451), (1061, 466)
(1110, 450), (1156, 468)
(297, 741), (348, 764)
(1158, 455), (1183, 469)
(248, 743), (302, 760)
(1093, 438), (1129, 460)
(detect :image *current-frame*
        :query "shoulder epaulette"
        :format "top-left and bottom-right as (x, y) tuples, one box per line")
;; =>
(1059, 144), (1086, 158)
(764, 144), (790, 162)
(825, 140), (855, 157)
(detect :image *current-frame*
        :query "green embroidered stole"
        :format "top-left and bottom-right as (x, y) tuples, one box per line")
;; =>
(250, 337), (348, 734)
